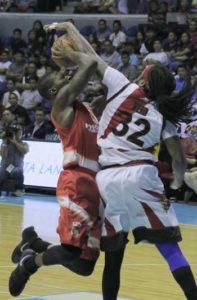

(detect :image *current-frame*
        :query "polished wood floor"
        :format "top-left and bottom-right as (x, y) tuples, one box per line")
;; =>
(0, 195), (197, 300)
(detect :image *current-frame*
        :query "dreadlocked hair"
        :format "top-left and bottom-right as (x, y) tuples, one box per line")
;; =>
(148, 64), (195, 125)
(38, 72), (55, 99)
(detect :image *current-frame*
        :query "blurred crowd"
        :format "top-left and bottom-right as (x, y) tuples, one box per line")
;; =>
(0, 0), (197, 14)
(0, 0), (62, 12)
(0, 2), (196, 198)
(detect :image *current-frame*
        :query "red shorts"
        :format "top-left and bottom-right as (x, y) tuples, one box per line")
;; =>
(56, 168), (101, 261)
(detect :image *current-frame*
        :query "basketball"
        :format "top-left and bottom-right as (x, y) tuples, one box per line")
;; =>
(52, 34), (76, 68)
(56, 34), (76, 50)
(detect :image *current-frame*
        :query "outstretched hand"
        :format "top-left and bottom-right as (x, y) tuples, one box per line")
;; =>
(44, 21), (75, 33)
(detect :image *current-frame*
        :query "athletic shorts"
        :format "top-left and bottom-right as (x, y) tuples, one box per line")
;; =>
(56, 168), (101, 261)
(96, 164), (182, 244)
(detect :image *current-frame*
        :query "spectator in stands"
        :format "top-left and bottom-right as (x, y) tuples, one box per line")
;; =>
(0, 49), (12, 96)
(174, 65), (189, 92)
(148, 0), (164, 25)
(0, 109), (28, 196)
(2, 79), (20, 108)
(100, 39), (120, 68)
(96, 19), (111, 44)
(23, 62), (38, 83)
(74, 0), (100, 13)
(109, 20), (126, 49)
(134, 31), (145, 58)
(163, 31), (179, 54)
(7, 50), (26, 83)
(140, 26), (157, 56)
(97, 0), (116, 13)
(143, 39), (169, 65)
(158, 0), (169, 14)
(8, 92), (30, 126)
(179, 116), (197, 201)
(117, 50), (137, 81)
(90, 41), (101, 55)
(86, 33), (99, 46)
(27, 53), (37, 64)
(26, 29), (46, 56)
(158, 0), (178, 12)
(27, 30), (37, 55)
(188, 19), (197, 51)
(36, 54), (50, 78)
(32, 20), (46, 42)
(20, 78), (42, 112)
(10, 28), (27, 54)
(168, 32), (192, 71)
(23, 108), (54, 140)
(122, 41), (140, 66)
(0, 0), (12, 11)
(136, 64), (145, 77)
(177, 0), (191, 12)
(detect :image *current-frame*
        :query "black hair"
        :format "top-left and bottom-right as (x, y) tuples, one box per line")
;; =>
(33, 20), (43, 27)
(148, 64), (194, 125)
(38, 72), (55, 99)
(98, 19), (107, 24)
(121, 50), (130, 56)
(13, 28), (22, 34)
(113, 20), (122, 27)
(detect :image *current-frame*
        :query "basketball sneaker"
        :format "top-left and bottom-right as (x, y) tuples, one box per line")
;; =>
(11, 226), (38, 263)
(9, 249), (37, 296)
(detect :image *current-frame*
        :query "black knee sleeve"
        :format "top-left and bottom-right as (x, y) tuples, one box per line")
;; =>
(63, 258), (96, 276)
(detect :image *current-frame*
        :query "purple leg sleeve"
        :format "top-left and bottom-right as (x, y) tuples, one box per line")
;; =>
(156, 242), (189, 272)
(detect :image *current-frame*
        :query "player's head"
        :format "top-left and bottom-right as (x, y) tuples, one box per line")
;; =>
(145, 64), (175, 98)
(38, 70), (69, 100)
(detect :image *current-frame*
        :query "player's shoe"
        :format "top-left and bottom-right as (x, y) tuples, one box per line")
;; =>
(11, 226), (38, 263)
(9, 249), (37, 297)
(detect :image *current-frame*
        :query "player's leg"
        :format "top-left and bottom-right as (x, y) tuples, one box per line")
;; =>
(102, 245), (127, 300)
(11, 226), (96, 276)
(9, 243), (82, 296)
(156, 243), (197, 300)
(97, 168), (130, 300)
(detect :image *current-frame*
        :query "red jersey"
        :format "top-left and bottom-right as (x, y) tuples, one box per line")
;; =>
(51, 101), (99, 173)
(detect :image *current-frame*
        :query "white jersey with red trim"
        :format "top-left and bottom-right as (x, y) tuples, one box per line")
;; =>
(98, 67), (177, 166)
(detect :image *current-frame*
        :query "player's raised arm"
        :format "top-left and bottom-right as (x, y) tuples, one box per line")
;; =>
(53, 47), (97, 102)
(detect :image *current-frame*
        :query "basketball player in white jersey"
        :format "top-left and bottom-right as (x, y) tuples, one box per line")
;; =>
(51, 22), (197, 300)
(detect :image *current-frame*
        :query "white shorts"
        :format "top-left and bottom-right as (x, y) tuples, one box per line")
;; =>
(96, 164), (182, 244)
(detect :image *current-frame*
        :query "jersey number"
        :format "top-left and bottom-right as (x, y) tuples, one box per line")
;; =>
(112, 111), (150, 147)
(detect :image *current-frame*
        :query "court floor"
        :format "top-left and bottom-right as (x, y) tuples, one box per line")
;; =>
(0, 193), (197, 300)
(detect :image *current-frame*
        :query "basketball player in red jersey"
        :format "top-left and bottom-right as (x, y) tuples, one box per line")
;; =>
(8, 44), (105, 297)
(50, 22), (197, 300)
